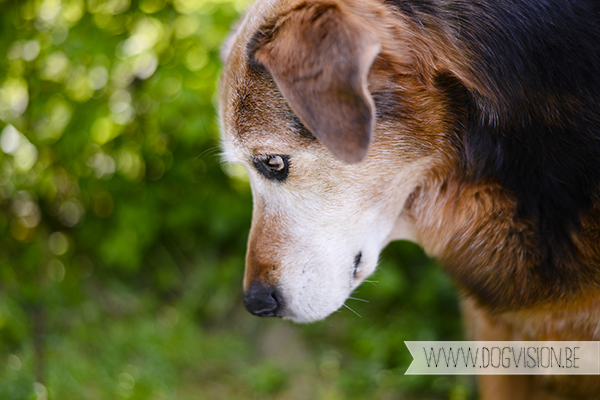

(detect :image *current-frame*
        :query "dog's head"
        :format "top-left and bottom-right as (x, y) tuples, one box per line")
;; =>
(219, 0), (454, 322)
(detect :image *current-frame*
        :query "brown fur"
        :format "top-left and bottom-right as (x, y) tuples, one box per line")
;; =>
(220, 0), (600, 398)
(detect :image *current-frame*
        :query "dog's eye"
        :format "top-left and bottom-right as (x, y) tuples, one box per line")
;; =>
(252, 155), (290, 182)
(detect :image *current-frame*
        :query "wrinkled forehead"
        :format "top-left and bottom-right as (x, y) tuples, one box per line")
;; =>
(219, 0), (315, 162)
(219, 66), (316, 163)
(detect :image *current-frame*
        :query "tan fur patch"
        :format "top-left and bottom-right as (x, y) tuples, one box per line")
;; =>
(220, 0), (600, 396)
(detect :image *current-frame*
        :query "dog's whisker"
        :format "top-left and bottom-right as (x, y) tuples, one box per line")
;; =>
(194, 146), (221, 162)
(343, 303), (362, 318)
(348, 296), (369, 303)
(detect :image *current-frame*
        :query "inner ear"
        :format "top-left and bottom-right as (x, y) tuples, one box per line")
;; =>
(250, 2), (381, 163)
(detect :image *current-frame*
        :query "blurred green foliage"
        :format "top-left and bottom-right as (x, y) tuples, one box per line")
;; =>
(0, 0), (473, 399)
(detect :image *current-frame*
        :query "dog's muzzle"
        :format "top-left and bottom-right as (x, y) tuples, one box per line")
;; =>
(243, 282), (283, 317)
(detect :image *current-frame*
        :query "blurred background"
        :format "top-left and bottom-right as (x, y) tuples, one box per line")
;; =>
(0, 0), (472, 398)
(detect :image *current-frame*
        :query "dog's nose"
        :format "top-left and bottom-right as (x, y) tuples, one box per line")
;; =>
(243, 282), (282, 317)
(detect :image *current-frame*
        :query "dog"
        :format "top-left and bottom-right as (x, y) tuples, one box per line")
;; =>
(218, 0), (600, 398)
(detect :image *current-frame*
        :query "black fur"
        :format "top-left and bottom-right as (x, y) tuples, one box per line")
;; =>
(388, 0), (600, 289)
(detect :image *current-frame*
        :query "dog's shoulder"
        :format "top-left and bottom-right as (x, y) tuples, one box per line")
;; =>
(385, 0), (600, 309)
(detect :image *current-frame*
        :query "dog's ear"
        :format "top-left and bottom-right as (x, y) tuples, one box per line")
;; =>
(250, 2), (381, 163)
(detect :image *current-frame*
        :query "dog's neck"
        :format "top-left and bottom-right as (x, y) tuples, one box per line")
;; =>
(398, 173), (600, 312)
(364, 0), (600, 313)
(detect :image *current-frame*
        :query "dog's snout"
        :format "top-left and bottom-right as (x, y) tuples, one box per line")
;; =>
(243, 282), (282, 317)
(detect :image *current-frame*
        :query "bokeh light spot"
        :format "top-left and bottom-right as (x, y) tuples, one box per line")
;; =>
(47, 259), (66, 283)
(59, 199), (85, 227)
(49, 231), (70, 256)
